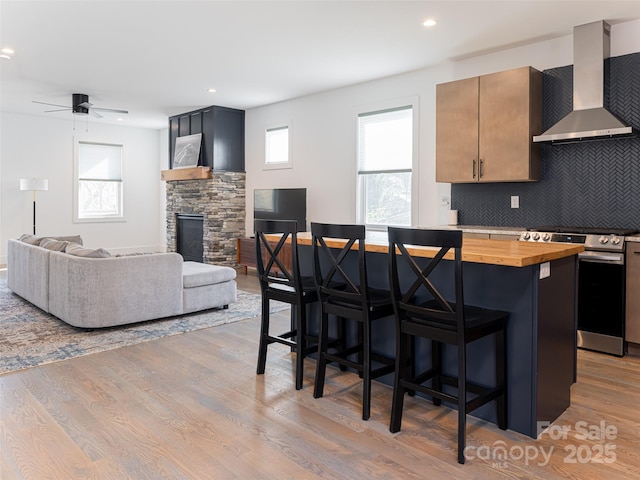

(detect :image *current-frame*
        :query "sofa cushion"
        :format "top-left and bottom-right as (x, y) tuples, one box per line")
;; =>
(183, 280), (237, 313)
(39, 238), (69, 251)
(183, 261), (236, 288)
(18, 233), (83, 245)
(65, 243), (111, 258)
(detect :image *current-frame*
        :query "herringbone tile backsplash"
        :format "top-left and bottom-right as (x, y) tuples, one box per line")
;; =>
(451, 53), (640, 229)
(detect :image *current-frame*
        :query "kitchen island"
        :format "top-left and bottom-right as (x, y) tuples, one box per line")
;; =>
(292, 233), (583, 438)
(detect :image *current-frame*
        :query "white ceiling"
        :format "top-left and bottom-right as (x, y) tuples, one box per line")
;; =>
(1, 1), (639, 129)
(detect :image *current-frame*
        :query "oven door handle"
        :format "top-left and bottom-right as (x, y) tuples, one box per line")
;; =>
(579, 251), (624, 265)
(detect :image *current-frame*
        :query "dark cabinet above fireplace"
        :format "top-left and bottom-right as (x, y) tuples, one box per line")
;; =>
(169, 105), (245, 172)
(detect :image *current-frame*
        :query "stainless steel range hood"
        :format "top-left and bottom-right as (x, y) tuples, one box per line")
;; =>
(533, 20), (636, 144)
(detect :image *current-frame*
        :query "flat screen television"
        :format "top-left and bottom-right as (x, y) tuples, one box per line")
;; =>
(254, 188), (307, 232)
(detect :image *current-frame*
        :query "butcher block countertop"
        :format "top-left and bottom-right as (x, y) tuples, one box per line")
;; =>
(292, 232), (584, 268)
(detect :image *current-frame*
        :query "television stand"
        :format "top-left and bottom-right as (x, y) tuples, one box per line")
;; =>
(236, 237), (292, 274)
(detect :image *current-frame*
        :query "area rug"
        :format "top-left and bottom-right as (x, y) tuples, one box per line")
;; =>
(0, 277), (287, 375)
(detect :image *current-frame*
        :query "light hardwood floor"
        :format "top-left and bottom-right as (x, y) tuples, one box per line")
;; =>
(2, 272), (639, 479)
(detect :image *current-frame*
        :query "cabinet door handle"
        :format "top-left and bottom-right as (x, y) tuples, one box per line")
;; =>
(634, 251), (640, 255)
(472, 159), (476, 178)
(479, 159), (484, 178)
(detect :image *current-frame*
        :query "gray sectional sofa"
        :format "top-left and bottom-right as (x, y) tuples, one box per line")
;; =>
(7, 236), (237, 328)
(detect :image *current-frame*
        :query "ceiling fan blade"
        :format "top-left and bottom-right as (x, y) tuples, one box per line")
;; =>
(33, 100), (71, 108)
(92, 107), (129, 114)
(44, 108), (72, 113)
(90, 110), (103, 118)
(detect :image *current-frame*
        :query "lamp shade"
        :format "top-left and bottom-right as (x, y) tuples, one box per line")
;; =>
(20, 178), (48, 191)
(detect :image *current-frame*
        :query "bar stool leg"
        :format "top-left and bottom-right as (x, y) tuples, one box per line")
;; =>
(390, 329), (408, 433)
(362, 317), (371, 421)
(314, 311), (330, 399)
(256, 293), (270, 375)
(457, 343), (467, 464)
(406, 335), (416, 397)
(295, 302), (306, 390)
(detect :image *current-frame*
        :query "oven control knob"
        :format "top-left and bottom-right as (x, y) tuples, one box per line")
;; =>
(523, 232), (531, 240)
(542, 233), (551, 241)
(599, 236), (609, 244)
(533, 233), (540, 241)
(612, 236), (621, 245)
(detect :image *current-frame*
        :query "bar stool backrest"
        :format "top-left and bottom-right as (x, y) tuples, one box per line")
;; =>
(254, 219), (302, 294)
(388, 227), (465, 333)
(311, 222), (367, 305)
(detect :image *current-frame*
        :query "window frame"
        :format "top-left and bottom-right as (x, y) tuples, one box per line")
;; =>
(264, 124), (292, 170)
(356, 98), (419, 231)
(73, 137), (126, 223)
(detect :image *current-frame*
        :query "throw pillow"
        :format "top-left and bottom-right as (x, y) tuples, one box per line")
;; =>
(19, 233), (42, 245)
(39, 238), (69, 252)
(18, 233), (83, 245)
(50, 235), (83, 245)
(65, 243), (111, 258)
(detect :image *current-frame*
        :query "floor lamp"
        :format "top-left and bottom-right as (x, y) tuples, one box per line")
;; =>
(20, 178), (49, 235)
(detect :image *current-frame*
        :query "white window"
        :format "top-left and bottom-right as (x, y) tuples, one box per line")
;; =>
(357, 105), (414, 229)
(265, 126), (291, 169)
(75, 141), (124, 222)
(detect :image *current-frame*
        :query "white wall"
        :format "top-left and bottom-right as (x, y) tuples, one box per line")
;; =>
(244, 19), (640, 236)
(0, 112), (167, 263)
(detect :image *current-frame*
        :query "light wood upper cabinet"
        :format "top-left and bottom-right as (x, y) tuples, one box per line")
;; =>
(626, 242), (640, 344)
(436, 66), (542, 183)
(436, 77), (479, 182)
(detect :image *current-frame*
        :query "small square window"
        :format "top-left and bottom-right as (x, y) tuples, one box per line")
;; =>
(265, 126), (291, 169)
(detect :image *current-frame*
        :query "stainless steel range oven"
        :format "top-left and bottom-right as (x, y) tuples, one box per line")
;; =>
(520, 227), (637, 356)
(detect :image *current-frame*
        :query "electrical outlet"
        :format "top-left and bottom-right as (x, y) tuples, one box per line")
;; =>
(540, 262), (550, 279)
(440, 195), (450, 208)
(511, 196), (519, 208)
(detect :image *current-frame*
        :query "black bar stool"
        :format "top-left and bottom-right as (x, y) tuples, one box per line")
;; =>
(387, 227), (508, 464)
(255, 219), (318, 390)
(312, 222), (395, 420)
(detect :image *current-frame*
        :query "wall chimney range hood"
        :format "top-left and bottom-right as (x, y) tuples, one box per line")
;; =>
(533, 20), (636, 144)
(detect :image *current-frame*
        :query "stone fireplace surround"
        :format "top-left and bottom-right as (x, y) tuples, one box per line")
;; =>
(165, 172), (245, 267)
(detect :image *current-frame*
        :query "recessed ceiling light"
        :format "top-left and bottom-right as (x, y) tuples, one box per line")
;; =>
(423, 19), (437, 27)
(117, 118), (124, 121)
(207, 88), (217, 93)
(0, 54), (10, 60)
(1, 47), (15, 54)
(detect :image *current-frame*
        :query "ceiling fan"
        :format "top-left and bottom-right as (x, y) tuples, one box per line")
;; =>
(33, 93), (128, 118)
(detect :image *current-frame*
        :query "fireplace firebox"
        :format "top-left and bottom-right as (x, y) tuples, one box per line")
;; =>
(176, 214), (204, 263)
